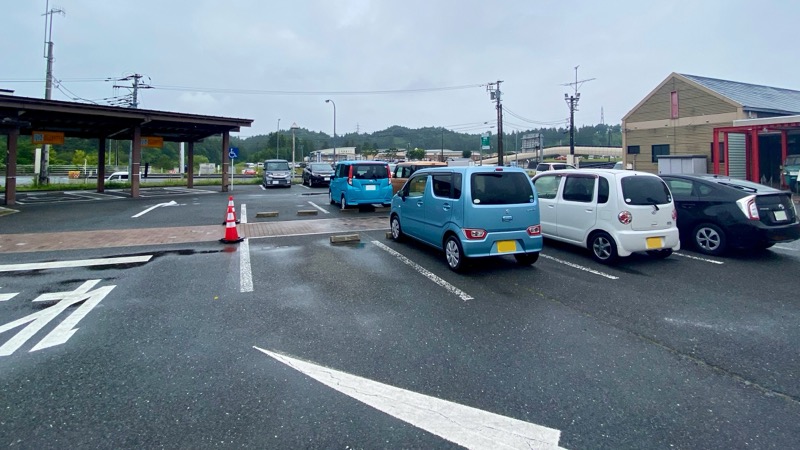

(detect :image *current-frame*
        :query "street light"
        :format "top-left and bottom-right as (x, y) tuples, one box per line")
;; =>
(325, 99), (336, 163)
(276, 118), (281, 159)
(291, 122), (299, 178)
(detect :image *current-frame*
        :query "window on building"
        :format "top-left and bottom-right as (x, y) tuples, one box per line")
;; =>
(652, 144), (670, 163)
(627, 145), (640, 154)
(710, 142), (725, 163)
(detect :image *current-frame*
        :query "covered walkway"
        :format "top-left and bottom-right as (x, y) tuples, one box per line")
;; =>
(1, 94), (252, 205)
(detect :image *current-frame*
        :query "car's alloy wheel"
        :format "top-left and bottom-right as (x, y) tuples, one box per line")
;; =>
(693, 223), (726, 256)
(590, 232), (618, 264)
(390, 215), (403, 241)
(445, 236), (466, 272)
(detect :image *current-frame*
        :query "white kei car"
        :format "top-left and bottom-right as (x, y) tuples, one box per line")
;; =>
(532, 169), (680, 264)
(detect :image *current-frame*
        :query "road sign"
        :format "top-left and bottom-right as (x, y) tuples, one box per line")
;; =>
(228, 147), (239, 159)
(481, 134), (490, 150)
(32, 131), (65, 145)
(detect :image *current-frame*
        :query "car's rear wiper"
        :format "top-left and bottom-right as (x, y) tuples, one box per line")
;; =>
(646, 197), (660, 211)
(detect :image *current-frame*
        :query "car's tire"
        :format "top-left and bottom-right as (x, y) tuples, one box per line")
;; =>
(514, 252), (539, 265)
(390, 215), (403, 241)
(589, 231), (619, 264)
(693, 223), (726, 256)
(444, 235), (467, 272)
(341, 195), (348, 210)
(329, 190), (336, 205)
(646, 249), (673, 259)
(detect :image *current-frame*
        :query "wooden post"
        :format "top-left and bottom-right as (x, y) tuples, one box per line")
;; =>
(187, 141), (194, 189)
(97, 137), (107, 193)
(4, 128), (18, 205)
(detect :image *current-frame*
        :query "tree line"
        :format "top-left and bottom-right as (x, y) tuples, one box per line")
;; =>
(2, 124), (621, 170)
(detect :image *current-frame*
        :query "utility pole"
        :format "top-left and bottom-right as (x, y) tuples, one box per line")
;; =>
(562, 66), (595, 165)
(112, 74), (150, 176)
(39, 1), (65, 185)
(487, 81), (504, 166)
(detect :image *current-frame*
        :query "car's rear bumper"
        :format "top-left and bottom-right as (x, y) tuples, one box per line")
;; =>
(461, 230), (544, 258)
(727, 221), (800, 249)
(615, 227), (681, 256)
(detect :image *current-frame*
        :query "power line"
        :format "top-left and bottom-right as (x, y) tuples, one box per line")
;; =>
(147, 82), (486, 96)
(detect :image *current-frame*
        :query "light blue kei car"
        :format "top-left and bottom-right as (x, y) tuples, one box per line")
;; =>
(390, 166), (543, 272)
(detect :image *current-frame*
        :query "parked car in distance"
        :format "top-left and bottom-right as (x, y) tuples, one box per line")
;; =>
(390, 166), (543, 272)
(660, 174), (800, 255)
(535, 162), (576, 173)
(105, 171), (129, 182)
(262, 159), (292, 188)
(242, 168), (257, 175)
(782, 155), (800, 193)
(391, 161), (448, 194)
(532, 169), (680, 264)
(613, 161), (624, 170)
(303, 162), (335, 187)
(329, 161), (393, 208)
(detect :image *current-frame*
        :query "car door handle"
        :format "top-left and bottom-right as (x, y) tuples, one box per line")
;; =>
(442, 203), (451, 211)
(548, 204), (555, 208)
(585, 209), (594, 212)
(416, 201), (424, 207)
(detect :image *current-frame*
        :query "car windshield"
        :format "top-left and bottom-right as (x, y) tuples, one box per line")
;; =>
(310, 163), (332, 171)
(785, 156), (800, 166)
(621, 176), (672, 205)
(265, 162), (290, 171)
(470, 172), (534, 205)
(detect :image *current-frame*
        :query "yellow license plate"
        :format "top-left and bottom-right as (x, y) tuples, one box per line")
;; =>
(646, 237), (664, 249)
(497, 240), (517, 253)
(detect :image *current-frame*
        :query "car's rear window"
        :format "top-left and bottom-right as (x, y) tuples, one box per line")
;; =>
(354, 164), (389, 179)
(621, 176), (672, 205)
(470, 172), (534, 205)
(265, 162), (290, 171)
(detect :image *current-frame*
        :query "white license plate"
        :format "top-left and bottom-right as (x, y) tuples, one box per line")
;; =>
(365, 185), (377, 191)
(774, 210), (788, 221)
(323, 177), (329, 181)
(271, 181), (280, 185)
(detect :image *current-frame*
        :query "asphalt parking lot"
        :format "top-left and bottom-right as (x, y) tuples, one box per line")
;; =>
(1, 183), (799, 449)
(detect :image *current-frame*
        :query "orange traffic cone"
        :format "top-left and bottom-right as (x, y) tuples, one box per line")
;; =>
(222, 196), (240, 225)
(220, 200), (244, 244)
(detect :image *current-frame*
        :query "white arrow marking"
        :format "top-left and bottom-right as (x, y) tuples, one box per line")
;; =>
(132, 200), (178, 218)
(0, 255), (152, 273)
(254, 347), (564, 450)
(0, 292), (19, 302)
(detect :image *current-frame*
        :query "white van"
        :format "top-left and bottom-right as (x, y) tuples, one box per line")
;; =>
(106, 172), (129, 182)
(532, 169), (680, 264)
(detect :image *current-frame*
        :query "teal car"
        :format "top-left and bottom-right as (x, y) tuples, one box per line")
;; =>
(390, 166), (543, 272)
(783, 155), (800, 193)
(329, 161), (393, 208)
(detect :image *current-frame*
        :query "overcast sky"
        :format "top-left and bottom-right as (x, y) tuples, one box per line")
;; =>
(3, 0), (798, 138)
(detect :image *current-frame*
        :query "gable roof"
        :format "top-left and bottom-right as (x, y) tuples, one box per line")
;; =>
(679, 74), (800, 115)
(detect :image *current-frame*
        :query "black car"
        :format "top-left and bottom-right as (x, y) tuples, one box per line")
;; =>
(302, 162), (335, 187)
(661, 174), (800, 255)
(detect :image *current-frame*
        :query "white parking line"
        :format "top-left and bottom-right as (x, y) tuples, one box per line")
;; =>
(774, 245), (799, 251)
(371, 241), (473, 301)
(0, 255), (153, 272)
(240, 204), (254, 293)
(673, 252), (724, 265)
(307, 201), (330, 214)
(539, 254), (619, 280)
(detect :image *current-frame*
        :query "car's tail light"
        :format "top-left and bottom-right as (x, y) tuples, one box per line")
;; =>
(618, 210), (632, 225)
(347, 165), (353, 186)
(672, 208), (677, 221)
(526, 225), (541, 236)
(495, 167), (503, 171)
(462, 228), (487, 240)
(735, 195), (759, 220)
(387, 165), (392, 179)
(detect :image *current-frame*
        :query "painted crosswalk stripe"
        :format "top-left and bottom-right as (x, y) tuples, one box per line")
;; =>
(0, 255), (153, 273)
(255, 347), (565, 450)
